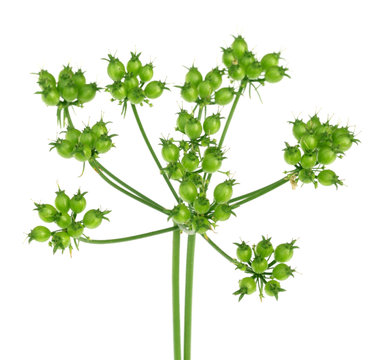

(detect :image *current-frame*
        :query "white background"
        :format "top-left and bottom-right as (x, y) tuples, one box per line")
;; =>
(1, 1), (391, 359)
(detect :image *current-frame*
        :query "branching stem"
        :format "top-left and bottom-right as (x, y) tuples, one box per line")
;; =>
(94, 159), (166, 212)
(205, 81), (247, 190)
(230, 177), (290, 209)
(89, 160), (170, 215)
(78, 226), (177, 244)
(131, 104), (180, 203)
(202, 234), (238, 266)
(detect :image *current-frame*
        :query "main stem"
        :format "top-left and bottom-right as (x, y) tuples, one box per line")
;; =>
(131, 104), (180, 203)
(184, 234), (196, 360)
(181, 85), (245, 359)
(172, 108), (203, 360)
(172, 228), (182, 360)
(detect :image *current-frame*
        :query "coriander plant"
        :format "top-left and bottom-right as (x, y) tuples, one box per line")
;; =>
(28, 35), (358, 359)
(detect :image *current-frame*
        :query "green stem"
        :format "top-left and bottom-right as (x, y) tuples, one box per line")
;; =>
(196, 106), (203, 121)
(202, 234), (237, 266)
(94, 159), (166, 212)
(229, 176), (289, 203)
(172, 228), (182, 360)
(184, 234), (196, 360)
(78, 226), (177, 244)
(218, 83), (246, 148)
(205, 81), (246, 189)
(63, 106), (74, 128)
(131, 104), (180, 203)
(89, 160), (169, 215)
(202, 234), (254, 273)
(268, 260), (277, 268)
(230, 177), (290, 209)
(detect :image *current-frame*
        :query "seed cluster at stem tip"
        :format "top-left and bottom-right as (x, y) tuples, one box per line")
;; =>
(49, 118), (117, 163)
(29, 187), (111, 256)
(233, 236), (297, 301)
(283, 113), (359, 188)
(34, 66), (101, 127)
(30, 32), (357, 307)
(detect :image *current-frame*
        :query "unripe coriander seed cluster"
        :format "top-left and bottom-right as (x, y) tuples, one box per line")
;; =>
(29, 35), (358, 305)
